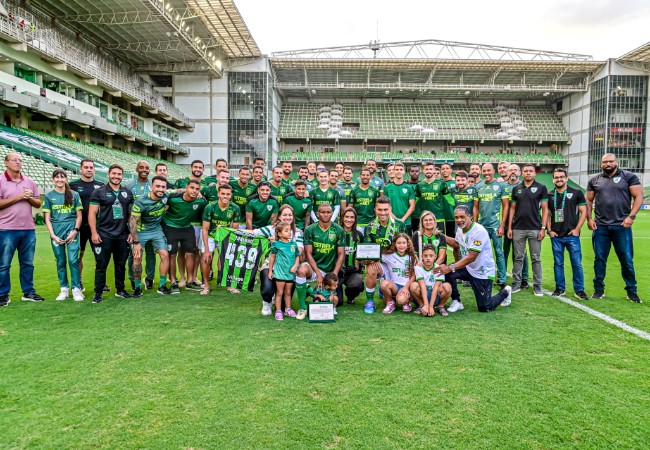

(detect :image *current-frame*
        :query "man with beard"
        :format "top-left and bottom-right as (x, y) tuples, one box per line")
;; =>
(497, 160), (510, 183)
(175, 160), (207, 189)
(546, 168), (588, 300)
(356, 159), (384, 192)
(586, 153), (643, 302)
(126, 160), (156, 290)
(337, 166), (357, 207)
(201, 169), (231, 203)
(329, 169), (346, 212)
(283, 180), (312, 231)
(281, 161), (294, 185)
(154, 163), (174, 189)
(306, 161), (318, 187)
(475, 163), (509, 292)
(469, 163), (482, 183)
(129, 176), (172, 297)
(383, 162), (416, 233)
(334, 162), (345, 182)
(229, 166), (257, 226)
(253, 157), (268, 182)
(508, 164), (548, 296)
(408, 164), (422, 232)
(348, 169), (381, 234)
(70, 159), (105, 292)
(88, 164), (135, 303)
(246, 181), (279, 229)
(311, 170), (341, 224)
(449, 170), (478, 216)
(416, 161), (448, 232)
(440, 163), (456, 237)
(269, 166), (292, 204)
(503, 164), (529, 289)
(205, 158), (231, 186)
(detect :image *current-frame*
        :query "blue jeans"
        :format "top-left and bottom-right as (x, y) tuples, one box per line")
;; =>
(486, 227), (506, 285)
(592, 225), (636, 293)
(0, 229), (37, 297)
(550, 235), (584, 292)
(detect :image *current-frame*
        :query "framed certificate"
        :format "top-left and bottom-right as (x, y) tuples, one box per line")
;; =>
(308, 302), (336, 323)
(356, 243), (382, 261)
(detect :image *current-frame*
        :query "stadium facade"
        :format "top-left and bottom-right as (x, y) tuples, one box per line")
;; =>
(0, 0), (648, 190)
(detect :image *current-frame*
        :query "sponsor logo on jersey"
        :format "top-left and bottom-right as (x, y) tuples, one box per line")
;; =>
(473, 240), (482, 246)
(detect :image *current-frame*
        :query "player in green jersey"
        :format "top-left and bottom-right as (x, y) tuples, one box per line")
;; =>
(126, 160), (156, 291)
(348, 168), (380, 232)
(475, 163), (510, 288)
(449, 170), (478, 217)
(355, 159), (385, 192)
(383, 162), (416, 232)
(280, 161), (295, 185)
(201, 169), (231, 202)
(297, 203), (346, 316)
(269, 166), (292, 204)
(440, 163), (457, 237)
(174, 159), (207, 189)
(43, 169), (84, 301)
(246, 181), (279, 229)
(163, 180), (207, 293)
(228, 167), (257, 224)
(306, 161), (318, 188)
(282, 180), (313, 230)
(337, 166), (357, 207)
(310, 170), (341, 223)
(204, 158), (233, 186)
(251, 166), (265, 186)
(200, 184), (240, 295)
(416, 161), (449, 230)
(129, 176), (171, 297)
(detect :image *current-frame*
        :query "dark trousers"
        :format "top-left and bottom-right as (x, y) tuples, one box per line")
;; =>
(340, 268), (364, 303)
(411, 217), (420, 234)
(447, 268), (508, 312)
(592, 224), (636, 293)
(92, 235), (130, 295)
(444, 220), (455, 238)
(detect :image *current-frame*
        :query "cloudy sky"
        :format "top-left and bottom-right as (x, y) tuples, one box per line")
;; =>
(234, 0), (649, 60)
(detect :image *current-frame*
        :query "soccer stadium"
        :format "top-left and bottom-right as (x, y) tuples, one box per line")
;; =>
(0, 0), (649, 448)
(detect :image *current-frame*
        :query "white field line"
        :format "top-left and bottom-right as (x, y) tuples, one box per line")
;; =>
(541, 289), (650, 342)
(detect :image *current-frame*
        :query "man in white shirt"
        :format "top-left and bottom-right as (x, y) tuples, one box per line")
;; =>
(435, 205), (512, 312)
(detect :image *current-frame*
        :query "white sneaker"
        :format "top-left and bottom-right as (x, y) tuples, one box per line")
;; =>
(72, 288), (84, 302)
(55, 288), (69, 301)
(261, 301), (272, 316)
(447, 299), (464, 312)
(296, 309), (307, 320)
(333, 307), (338, 315)
(501, 286), (512, 307)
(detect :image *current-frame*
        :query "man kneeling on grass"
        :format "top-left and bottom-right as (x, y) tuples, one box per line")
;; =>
(434, 205), (512, 312)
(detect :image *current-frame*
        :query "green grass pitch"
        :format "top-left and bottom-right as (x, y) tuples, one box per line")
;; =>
(1, 213), (649, 448)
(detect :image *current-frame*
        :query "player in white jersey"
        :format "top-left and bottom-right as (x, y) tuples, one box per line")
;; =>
(379, 233), (417, 314)
(434, 205), (512, 313)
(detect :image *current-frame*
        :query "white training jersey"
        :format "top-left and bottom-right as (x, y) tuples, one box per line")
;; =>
(454, 222), (496, 280)
(382, 252), (412, 286)
(415, 264), (445, 289)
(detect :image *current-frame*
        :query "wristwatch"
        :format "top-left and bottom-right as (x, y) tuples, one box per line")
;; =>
(450, 264), (456, 273)
(629, 214), (637, 220)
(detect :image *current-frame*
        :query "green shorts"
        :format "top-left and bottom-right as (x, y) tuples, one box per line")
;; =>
(138, 230), (168, 252)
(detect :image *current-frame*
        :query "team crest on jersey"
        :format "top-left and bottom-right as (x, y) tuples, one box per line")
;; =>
(191, 204), (198, 210)
(329, 232), (336, 240)
(302, 204), (308, 209)
(473, 240), (482, 246)
(121, 191), (127, 198)
(566, 193), (573, 199)
(227, 211), (233, 218)
(434, 239), (440, 247)
(162, 197), (168, 204)
(327, 192), (333, 199)
(613, 176), (621, 184)
(267, 204), (273, 211)
(94, 185), (101, 190)
(493, 185), (499, 191)
(531, 187), (537, 193)
(402, 188), (407, 194)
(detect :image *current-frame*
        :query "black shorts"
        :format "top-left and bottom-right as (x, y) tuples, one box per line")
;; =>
(79, 225), (92, 252)
(164, 225), (198, 254)
(273, 278), (295, 284)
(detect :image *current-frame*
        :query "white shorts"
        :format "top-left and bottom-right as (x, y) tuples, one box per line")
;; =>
(193, 225), (202, 248)
(238, 224), (247, 230)
(199, 236), (215, 253)
(301, 262), (326, 282)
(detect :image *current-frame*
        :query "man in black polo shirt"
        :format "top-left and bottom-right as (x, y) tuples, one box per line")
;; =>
(507, 164), (549, 296)
(69, 158), (105, 291)
(546, 168), (588, 300)
(586, 153), (644, 303)
(88, 164), (135, 303)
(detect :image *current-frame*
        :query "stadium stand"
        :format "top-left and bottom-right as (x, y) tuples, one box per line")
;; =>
(0, 144), (75, 192)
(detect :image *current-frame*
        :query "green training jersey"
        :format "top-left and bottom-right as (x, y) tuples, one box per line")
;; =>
(200, 185), (219, 203)
(384, 182), (416, 220)
(450, 186), (478, 212)
(125, 179), (151, 200)
(269, 181), (293, 204)
(476, 180), (509, 229)
(163, 193), (207, 228)
(214, 227), (271, 292)
(42, 190), (83, 224)
(246, 197), (279, 228)
(203, 201), (240, 234)
(349, 185), (380, 226)
(337, 181), (357, 203)
(131, 194), (167, 232)
(441, 178), (457, 221)
(229, 180), (257, 222)
(270, 240), (301, 280)
(356, 175), (385, 192)
(416, 179), (448, 222)
(204, 175), (236, 186)
(311, 187), (341, 212)
(174, 177), (208, 189)
(363, 217), (406, 251)
(282, 193), (313, 230)
(303, 222), (345, 272)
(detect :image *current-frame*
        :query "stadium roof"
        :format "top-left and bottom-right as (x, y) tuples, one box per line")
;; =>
(271, 39), (604, 101)
(617, 41), (650, 73)
(31, 0), (261, 75)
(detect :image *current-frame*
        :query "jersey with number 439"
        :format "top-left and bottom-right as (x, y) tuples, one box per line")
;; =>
(214, 227), (271, 291)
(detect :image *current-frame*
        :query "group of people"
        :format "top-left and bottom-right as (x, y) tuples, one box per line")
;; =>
(0, 151), (643, 315)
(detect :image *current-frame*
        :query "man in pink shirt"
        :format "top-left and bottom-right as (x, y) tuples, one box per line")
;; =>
(0, 152), (44, 306)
